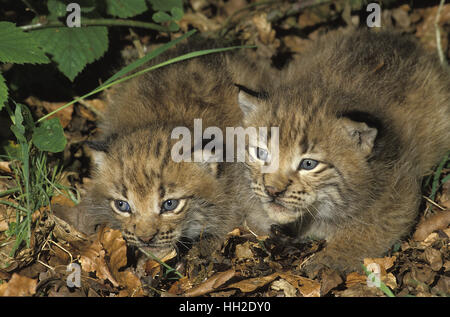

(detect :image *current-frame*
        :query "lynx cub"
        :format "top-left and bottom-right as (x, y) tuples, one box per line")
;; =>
(238, 29), (450, 273)
(58, 42), (272, 259)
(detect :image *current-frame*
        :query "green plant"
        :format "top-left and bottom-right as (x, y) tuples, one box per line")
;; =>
(0, 102), (74, 255)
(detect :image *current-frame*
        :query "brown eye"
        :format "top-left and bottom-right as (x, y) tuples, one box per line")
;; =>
(299, 159), (318, 170)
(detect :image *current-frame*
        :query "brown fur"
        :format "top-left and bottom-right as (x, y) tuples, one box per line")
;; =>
(239, 29), (450, 273)
(68, 41), (273, 258)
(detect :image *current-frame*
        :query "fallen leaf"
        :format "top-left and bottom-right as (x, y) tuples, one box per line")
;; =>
(168, 276), (193, 295)
(184, 269), (237, 297)
(235, 241), (254, 260)
(25, 96), (73, 128)
(0, 273), (37, 296)
(345, 272), (367, 288)
(383, 273), (397, 290)
(278, 273), (320, 297)
(179, 12), (221, 32)
(51, 194), (76, 208)
(423, 248), (443, 271)
(227, 272), (278, 293)
(364, 256), (396, 272)
(79, 238), (119, 287)
(271, 278), (297, 297)
(320, 269), (343, 296)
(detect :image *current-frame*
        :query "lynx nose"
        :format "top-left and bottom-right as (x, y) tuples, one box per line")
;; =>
(139, 232), (157, 244)
(265, 186), (284, 197)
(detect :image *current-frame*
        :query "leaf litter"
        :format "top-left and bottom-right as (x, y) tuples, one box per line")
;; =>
(0, 0), (449, 297)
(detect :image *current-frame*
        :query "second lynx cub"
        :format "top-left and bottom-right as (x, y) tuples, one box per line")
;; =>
(238, 29), (450, 273)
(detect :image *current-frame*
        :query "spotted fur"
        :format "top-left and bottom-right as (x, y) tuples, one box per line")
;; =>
(240, 29), (450, 272)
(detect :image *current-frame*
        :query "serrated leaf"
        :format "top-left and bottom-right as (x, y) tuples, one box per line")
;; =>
(152, 11), (172, 23)
(149, 0), (183, 12)
(33, 27), (108, 81)
(32, 118), (67, 152)
(0, 22), (50, 64)
(105, 0), (147, 18)
(0, 73), (7, 111)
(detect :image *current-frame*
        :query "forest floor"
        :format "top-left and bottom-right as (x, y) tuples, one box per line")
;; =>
(0, 0), (449, 297)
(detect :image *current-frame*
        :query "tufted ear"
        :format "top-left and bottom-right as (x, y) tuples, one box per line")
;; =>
(85, 133), (118, 166)
(340, 117), (377, 156)
(235, 84), (265, 117)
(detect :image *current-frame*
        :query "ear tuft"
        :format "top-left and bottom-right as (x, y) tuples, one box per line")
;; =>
(340, 118), (377, 155)
(84, 139), (110, 167)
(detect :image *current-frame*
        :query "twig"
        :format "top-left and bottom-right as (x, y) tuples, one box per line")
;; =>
(423, 195), (446, 211)
(20, 18), (169, 32)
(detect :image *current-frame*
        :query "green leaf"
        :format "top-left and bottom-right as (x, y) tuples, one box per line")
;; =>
(33, 26), (108, 81)
(47, 0), (67, 18)
(105, 0), (147, 18)
(168, 21), (180, 32)
(0, 22), (50, 64)
(149, 0), (183, 12)
(152, 11), (172, 23)
(10, 104), (26, 144)
(32, 118), (67, 152)
(0, 73), (7, 111)
(171, 7), (184, 21)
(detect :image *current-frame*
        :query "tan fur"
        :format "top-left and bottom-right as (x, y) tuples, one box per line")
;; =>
(239, 29), (450, 273)
(75, 42), (273, 258)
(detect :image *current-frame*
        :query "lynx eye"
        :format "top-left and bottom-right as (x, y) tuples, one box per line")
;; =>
(257, 147), (269, 161)
(299, 159), (319, 170)
(113, 200), (131, 214)
(161, 199), (179, 213)
(250, 146), (269, 162)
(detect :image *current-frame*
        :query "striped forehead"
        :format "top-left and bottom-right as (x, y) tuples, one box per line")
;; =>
(111, 133), (172, 199)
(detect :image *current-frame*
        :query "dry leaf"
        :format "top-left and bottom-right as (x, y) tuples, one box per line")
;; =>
(364, 256), (396, 271)
(278, 273), (320, 297)
(179, 12), (221, 32)
(383, 273), (397, 290)
(320, 269), (343, 296)
(227, 273), (278, 293)
(423, 248), (443, 271)
(184, 269), (236, 297)
(235, 241), (254, 260)
(345, 272), (367, 288)
(25, 96), (73, 128)
(0, 273), (37, 296)
(168, 276), (193, 295)
(0, 161), (12, 173)
(79, 239), (119, 287)
(51, 194), (76, 208)
(271, 279), (297, 297)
